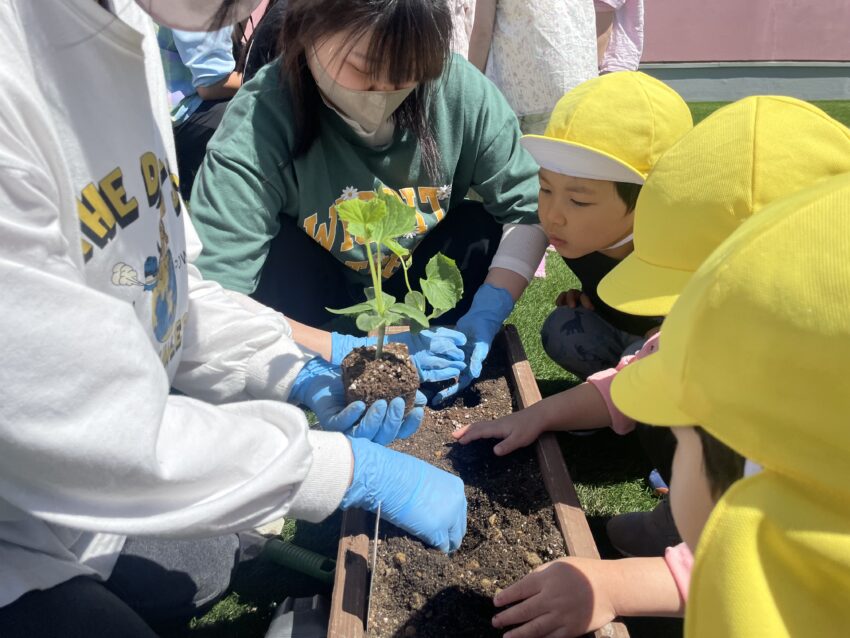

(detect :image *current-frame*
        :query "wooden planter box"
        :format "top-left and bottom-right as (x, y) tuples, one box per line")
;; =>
(328, 326), (630, 638)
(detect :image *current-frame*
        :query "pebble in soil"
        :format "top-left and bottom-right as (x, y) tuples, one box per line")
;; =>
(367, 352), (566, 638)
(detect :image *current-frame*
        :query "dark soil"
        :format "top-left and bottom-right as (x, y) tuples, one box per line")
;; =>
(368, 346), (566, 637)
(342, 343), (419, 412)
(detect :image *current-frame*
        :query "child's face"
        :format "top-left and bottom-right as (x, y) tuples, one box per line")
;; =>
(537, 169), (635, 259)
(669, 427), (717, 549)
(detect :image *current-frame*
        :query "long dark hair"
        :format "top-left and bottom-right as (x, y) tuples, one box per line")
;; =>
(279, 0), (452, 181)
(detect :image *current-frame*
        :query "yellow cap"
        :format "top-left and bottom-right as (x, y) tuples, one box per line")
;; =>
(599, 96), (850, 316)
(611, 173), (850, 636)
(521, 72), (692, 184)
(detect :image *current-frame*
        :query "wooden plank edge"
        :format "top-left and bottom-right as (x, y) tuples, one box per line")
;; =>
(501, 326), (631, 638)
(328, 508), (370, 638)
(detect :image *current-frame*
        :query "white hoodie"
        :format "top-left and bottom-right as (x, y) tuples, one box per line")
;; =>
(0, 0), (351, 607)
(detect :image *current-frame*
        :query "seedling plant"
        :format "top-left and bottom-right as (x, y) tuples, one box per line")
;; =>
(328, 181), (463, 359)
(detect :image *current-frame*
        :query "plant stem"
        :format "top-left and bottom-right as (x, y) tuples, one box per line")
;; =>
(401, 255), (413, 294)
(364, 242), (384, 312)
(375, 324), (385, 360)
(364, 241), (386, 360)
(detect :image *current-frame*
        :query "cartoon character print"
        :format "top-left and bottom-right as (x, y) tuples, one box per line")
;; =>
(111, 218), (178, 343)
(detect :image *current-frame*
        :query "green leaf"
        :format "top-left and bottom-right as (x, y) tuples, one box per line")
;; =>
(377, 292), (396, 307)
(390, 302), (430, 329)
(383, 310), (404, 327)
(356, 312), (384, 333)
(336, 197), (386, 242)
(373, 187), (416, 242)
(420, 253), (464, 313)
(405, 291), (427, 314)
(325, 300), (377, 316)
(383, 238), (410, 260)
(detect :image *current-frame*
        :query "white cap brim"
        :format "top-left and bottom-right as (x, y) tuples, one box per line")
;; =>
(521, 136), (645, 185)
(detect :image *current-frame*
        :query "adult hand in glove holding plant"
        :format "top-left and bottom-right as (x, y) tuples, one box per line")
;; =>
(289, 356), (426, 446)
(330, 327), (468, 385)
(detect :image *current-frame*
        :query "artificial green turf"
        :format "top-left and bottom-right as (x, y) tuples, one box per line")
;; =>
(814, 100), (850, 127)
(506, 250), (660, 517)
(688, 101), (728, 124)
(689, 100), (850, 127)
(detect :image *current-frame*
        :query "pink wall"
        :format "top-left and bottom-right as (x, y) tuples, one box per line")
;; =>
(643, 0), (850, 63)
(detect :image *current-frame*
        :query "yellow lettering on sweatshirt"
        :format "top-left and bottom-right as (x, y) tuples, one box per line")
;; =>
(398, 187), (417, 207)
(170, 172), (182, 215)
(418, 187), (445, 221)
(78, 183), (117, 247)
(303, 205), (338, 251)
(99, 167), (139, 228)
(81, 239), (93, 263)
(344, 260), (370, 272)
(139, 152), (162, 209)
(381, 254), (401, 278)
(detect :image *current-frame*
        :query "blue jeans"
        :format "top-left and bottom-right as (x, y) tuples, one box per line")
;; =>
(540, 306), (645, 379)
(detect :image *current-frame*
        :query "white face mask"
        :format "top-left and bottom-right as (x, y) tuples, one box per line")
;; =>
(134, 0), (259, 31)
(744, 459), (763, 477)
(603, 232), (634, 251)
(308, 49), (416, 135)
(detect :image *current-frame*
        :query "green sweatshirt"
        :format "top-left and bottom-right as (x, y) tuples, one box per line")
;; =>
(191, 55), (539, 293)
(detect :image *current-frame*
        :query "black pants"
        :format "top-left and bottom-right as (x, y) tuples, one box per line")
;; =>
(252, 200), (504, 327)
(637, 424), (677, 486)
(0, 534), (259, 638)
(174, 100), (229, 201)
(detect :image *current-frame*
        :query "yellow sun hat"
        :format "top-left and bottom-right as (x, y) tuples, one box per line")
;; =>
(598, 95), (850, 316)
(520, 71), (692, 184)
(610, 172), (850, 637)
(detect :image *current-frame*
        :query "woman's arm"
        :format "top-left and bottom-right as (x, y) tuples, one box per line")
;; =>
(196, 70), (242, 101)
(172, 26), (238, 98)
(467, 0), (496, 71)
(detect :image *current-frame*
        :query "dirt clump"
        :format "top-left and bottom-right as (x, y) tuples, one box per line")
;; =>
(341, 342), (419, 412)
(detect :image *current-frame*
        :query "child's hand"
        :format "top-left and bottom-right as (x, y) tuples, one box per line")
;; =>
(555, 289), (595, 310)
(452, 411), (543, 456)
(491, 557), (617, 638)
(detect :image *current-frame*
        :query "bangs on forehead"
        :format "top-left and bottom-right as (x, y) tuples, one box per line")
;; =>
(363, 2), (451, 84)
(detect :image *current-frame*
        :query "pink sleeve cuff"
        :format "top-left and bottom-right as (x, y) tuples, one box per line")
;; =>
(664, 542), (694, 603)
(586, 333), (661, 435)
(587, 369), (636, 434)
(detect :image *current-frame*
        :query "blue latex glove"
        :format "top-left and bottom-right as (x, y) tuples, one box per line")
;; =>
(290, 357), (426, 443)
(432, 284), (515, 405)
(330, 328), (468, 383)
(350, 395), (426, 445)
(341, 436), (467, 553)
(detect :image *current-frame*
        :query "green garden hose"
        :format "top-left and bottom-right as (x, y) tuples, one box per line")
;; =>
(262, 538), (336, 586)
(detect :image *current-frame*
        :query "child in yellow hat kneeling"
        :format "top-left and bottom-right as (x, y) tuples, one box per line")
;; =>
(521, 72), (692, 381)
